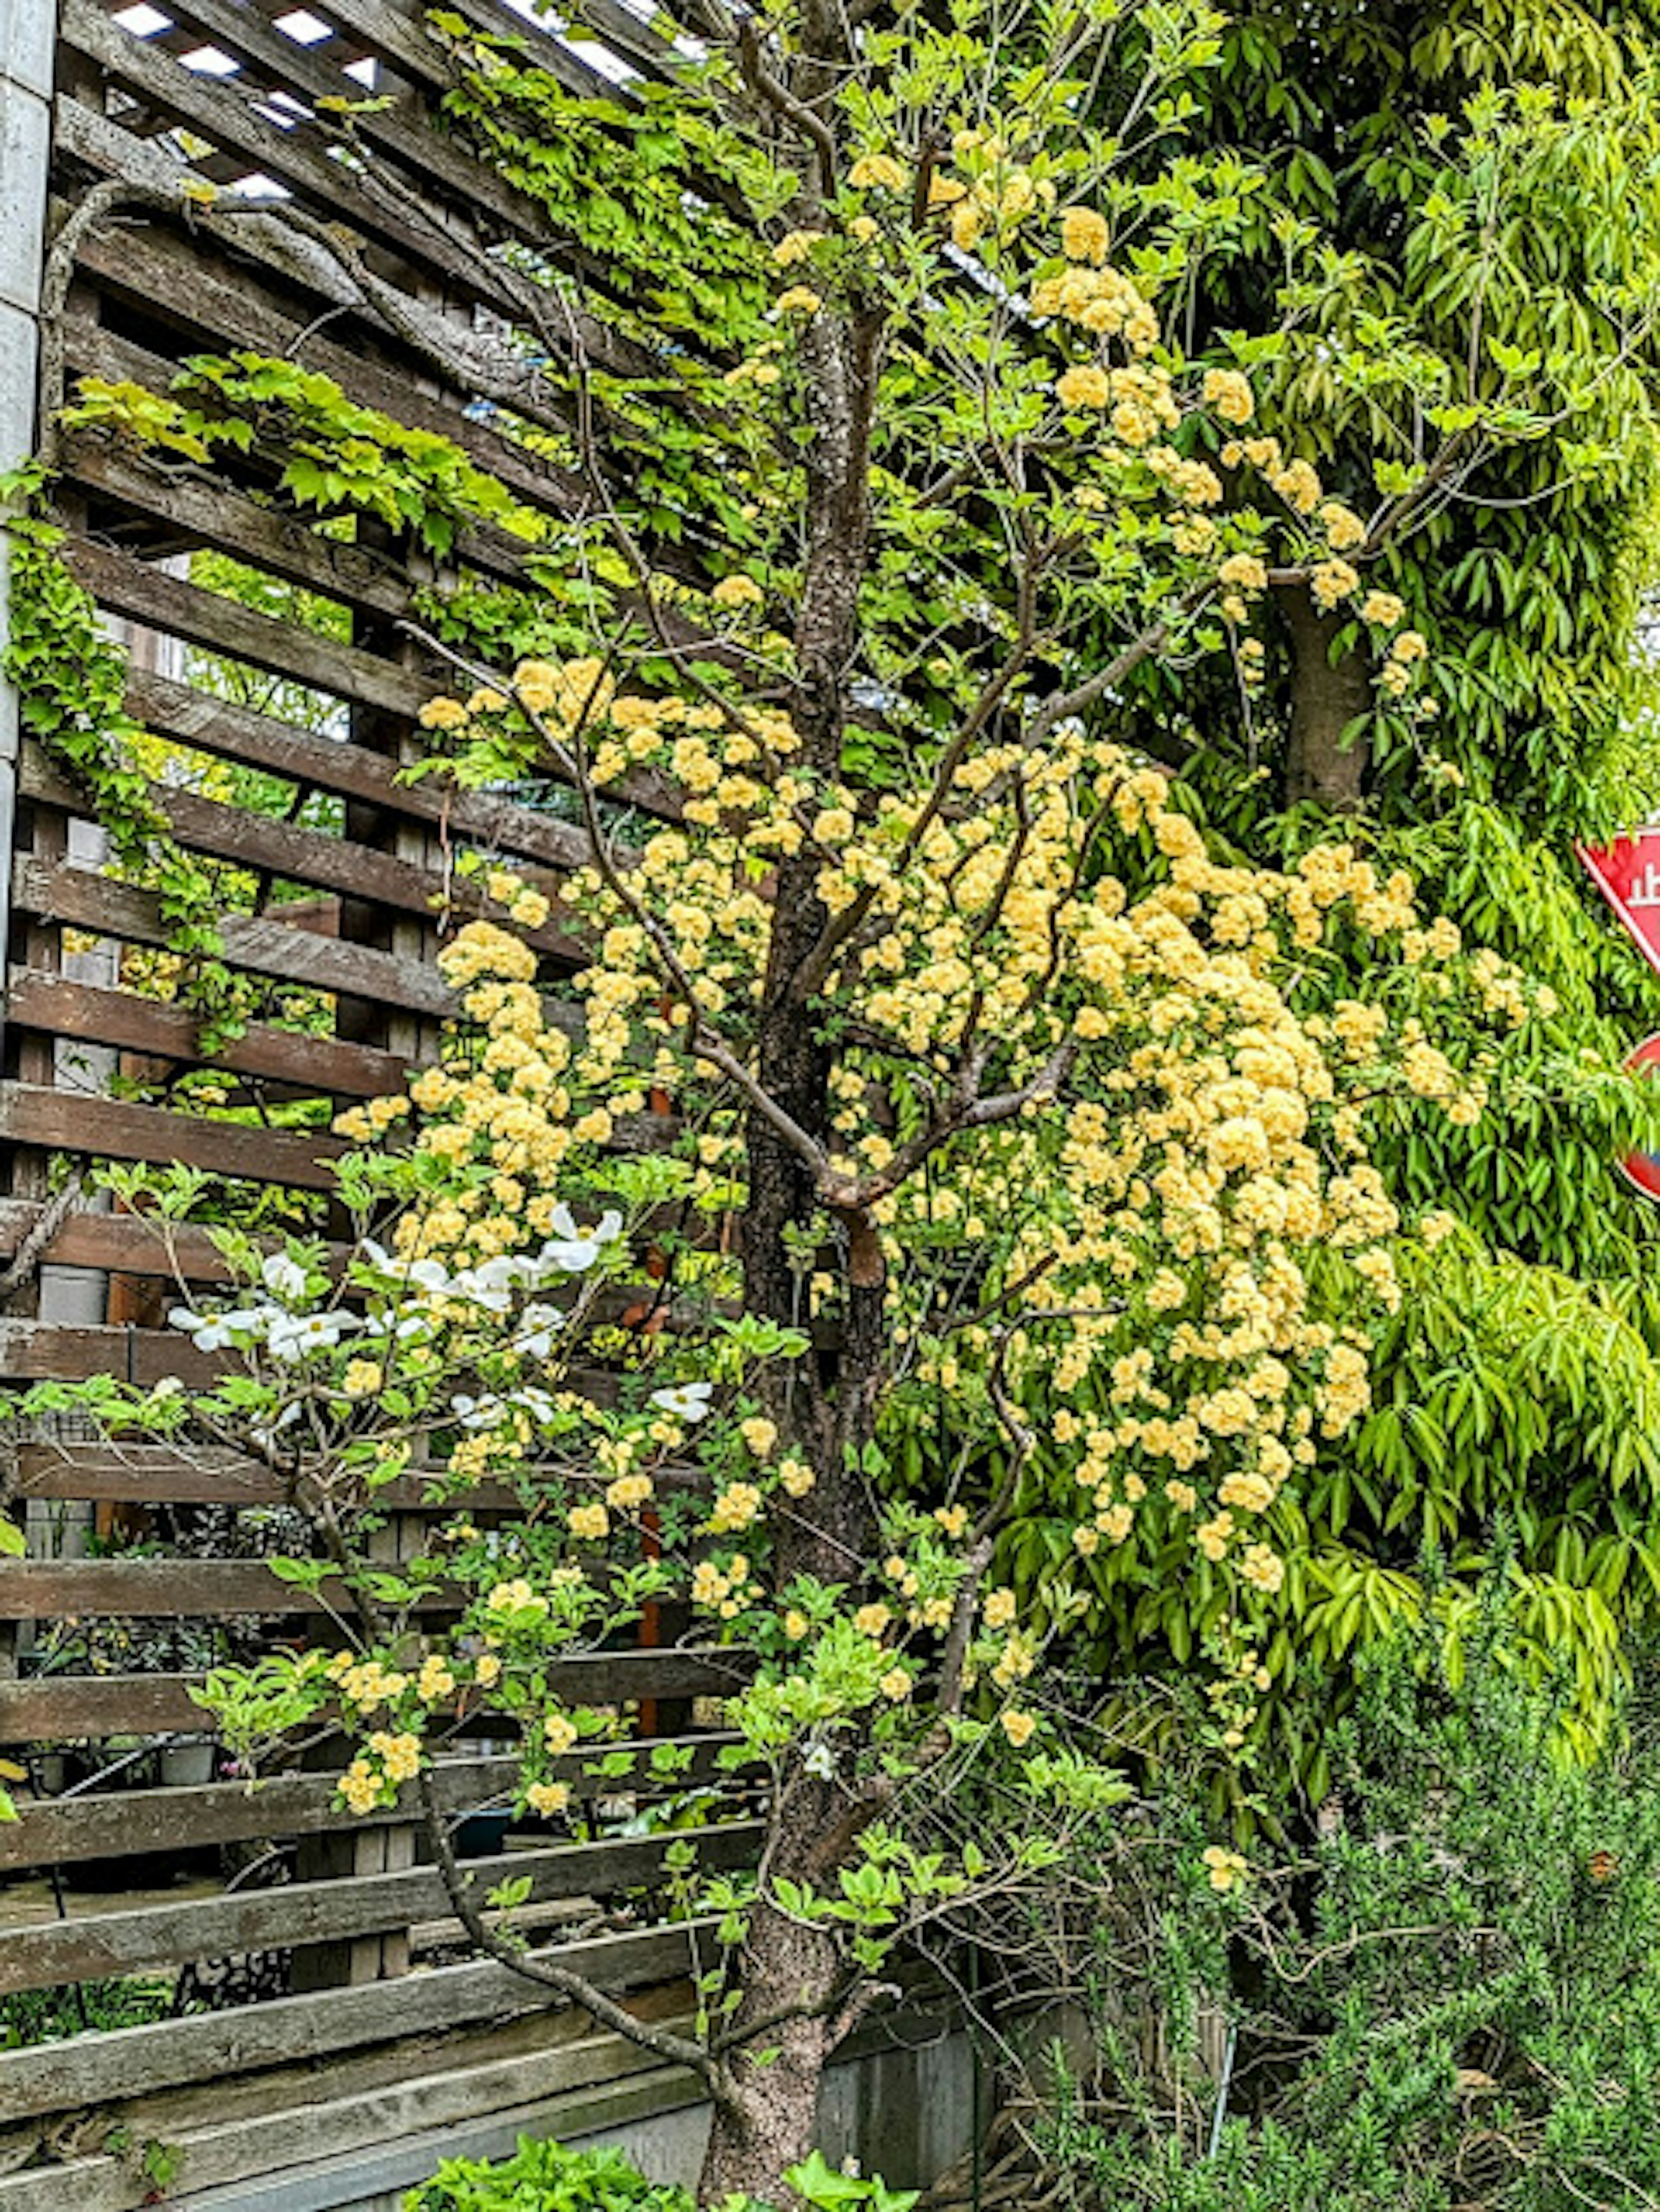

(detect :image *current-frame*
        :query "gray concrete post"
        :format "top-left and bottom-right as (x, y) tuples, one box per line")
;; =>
(0, 0), (56, 1013)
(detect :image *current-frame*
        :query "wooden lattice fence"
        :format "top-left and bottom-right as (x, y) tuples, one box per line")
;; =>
(0, 3), (799, 2199)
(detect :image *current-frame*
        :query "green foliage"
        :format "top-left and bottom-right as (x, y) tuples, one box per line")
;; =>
(403, 2132), (919, 2212)
(983, 4), (1660, 1803)
(0, 488), (240, 1043)
(1151, 3), (1660, 830)
(0, 1975), (174, 2049)
(406, 2135), (767, 2212)
(1053, 1585), (1660, 2208)
(65, 358), (546, 559)
(784, 2152), (918, 2212)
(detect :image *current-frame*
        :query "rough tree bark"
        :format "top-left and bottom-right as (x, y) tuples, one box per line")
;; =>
(693, 3), (895, 2165)
(1277, 586), (1372, 812)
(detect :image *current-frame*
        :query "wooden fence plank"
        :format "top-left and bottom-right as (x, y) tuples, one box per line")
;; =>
(17, 744), (583, 957)
(61, 537), (434, 718)
(0, 1083), (345, 1191)
(0, 1820), (760, 1993)
(62, 435), (418, 625)
(0, 1918), (700, 2119)
(5, 1439), (530, 1514)
(5, 970), (417, 1098)
(0, 1675), (220, 1740)
(0, 1200), (344, 1283)
(124, 0), (619, 244)
(0, 2031), (695, 2212)
(13, 857), (464, 1015)
(0, 1557), (450, 1620)
(60, 0), (531, 317)
(122, 669), (592, 872)
(0, 1650), (745, 1740)
(0, 1733), (739, 1868)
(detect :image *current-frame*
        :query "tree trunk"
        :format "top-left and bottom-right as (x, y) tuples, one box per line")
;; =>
(699, 1845), (845, 2199)
(1277, 587), (1372, 811)
(699, 303), (889, 2199)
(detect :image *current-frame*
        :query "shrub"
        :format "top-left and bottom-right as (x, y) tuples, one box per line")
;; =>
(1053, 1575), (1660, 2209)
(406, 2138), (697, 2212)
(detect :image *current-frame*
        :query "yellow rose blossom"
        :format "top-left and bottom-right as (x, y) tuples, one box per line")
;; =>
(1203, 1845), (1248, 1893)
(984, 1587), (1017, 1630)
(849, 152), (906, 190)
(1055, 364), (1111, 410)
(1060, 206), (1110, 263)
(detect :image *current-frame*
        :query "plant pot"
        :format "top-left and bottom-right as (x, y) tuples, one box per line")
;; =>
(158, 1738), (217, 1789)
(454, 1812), (512, 1859)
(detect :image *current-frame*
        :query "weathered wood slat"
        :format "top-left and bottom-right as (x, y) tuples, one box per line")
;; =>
(0, 1820), (759, 1993)
(5, 970), (418, 1098)
(17, 743), (582, 957)
(0, 1649), (745, 1739)
(0, 1556), (454, 1620)
(0, 1317), (626, 1401)
(0, 1200), (345, 1283)
(9, 1437), (476, 1508)
(8, 1441), (287, 1507)
(0, 1319), (223, 1390)
(0, 1754), (526, 1874)
(123, 668), (592, 872)
(61, 0), (531, 317)
(5, 1439), (528, 1513)
(0, 2033), (698, 2212)
(13, 856), (462, 1015)
(0, 1733), (739, 1868)
(0, 1082), (345, 1191)
(0, 1917), (699, 2120)
(127, 0), (621, 244)
(61, 536), (434, 718)
(63, 434), (417, 624)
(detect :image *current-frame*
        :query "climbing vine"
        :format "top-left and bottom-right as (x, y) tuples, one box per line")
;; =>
(0, 467), (243, 1049)
(64, 360), (548, 559)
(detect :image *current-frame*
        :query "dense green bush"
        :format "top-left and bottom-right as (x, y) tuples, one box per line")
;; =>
(406, 2135), (919, 2212)
(406, 2139), (696, 2212)
(1054, 1579), (1660, 2208)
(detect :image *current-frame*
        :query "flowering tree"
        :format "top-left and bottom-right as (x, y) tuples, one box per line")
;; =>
(22, 0), (1560, 2195)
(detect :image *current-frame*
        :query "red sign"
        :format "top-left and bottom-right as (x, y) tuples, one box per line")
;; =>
(1579, 830), (1660, 979)
(1619, 1035), (1660, 1201)
(1577, 836), (1660, 1198)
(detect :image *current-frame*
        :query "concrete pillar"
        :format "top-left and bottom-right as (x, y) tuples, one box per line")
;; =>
(0, 0), (54, 921)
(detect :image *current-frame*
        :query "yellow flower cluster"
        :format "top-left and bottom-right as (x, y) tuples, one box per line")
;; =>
(928, 130), (1059, 252)
(348, 628), (1527, 1650)
(692, 1552), (762, 1620)
(1034, 264), (1160, 353)
(327, 1653), (409, 1713)
(339, 1729), (423, 1815)
(1203, 1844), (1248, 1893)
(1202, 367), (1254, 425)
